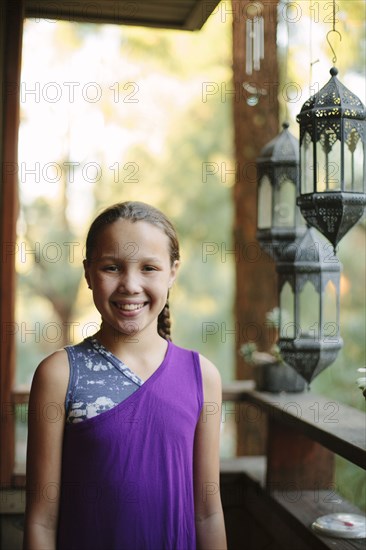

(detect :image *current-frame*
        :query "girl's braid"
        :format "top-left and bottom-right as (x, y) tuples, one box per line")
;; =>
(158, 300), (171, 341)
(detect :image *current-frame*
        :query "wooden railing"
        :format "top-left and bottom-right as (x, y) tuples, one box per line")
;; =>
(220, 381), (366, 550)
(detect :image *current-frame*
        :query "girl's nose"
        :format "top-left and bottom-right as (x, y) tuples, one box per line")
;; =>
(117, 271), (141, 294)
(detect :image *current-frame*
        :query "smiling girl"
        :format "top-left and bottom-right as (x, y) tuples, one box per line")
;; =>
(23, 201), (227, 550)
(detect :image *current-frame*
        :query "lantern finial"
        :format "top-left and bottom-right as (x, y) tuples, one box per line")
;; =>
(330, 66), (338, 77)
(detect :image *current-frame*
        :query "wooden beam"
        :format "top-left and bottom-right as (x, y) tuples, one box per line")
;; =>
(0, 0), (24, 484)
(231, 0), (280, 455)
(184, 0), (221, 30)
(24, 0), (222, 31)
(232, 0), (279, 374)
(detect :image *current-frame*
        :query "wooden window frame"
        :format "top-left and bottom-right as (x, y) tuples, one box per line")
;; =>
(0, 0), (24, 486)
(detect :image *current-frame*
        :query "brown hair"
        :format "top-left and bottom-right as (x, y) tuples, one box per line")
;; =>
(85, 201), (180, 340)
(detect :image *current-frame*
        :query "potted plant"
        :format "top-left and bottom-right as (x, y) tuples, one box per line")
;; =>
(239, 308), (306, 393)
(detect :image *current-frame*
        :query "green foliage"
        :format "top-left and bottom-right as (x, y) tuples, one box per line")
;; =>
(335, 457), (366, 513)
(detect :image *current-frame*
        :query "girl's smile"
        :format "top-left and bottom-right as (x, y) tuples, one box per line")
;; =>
(112, 300), (148, 317)
(113, 301), (147, 312)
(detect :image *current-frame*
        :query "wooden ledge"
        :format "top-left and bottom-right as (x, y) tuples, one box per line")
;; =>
(222, 381), (366, 469)
(220, 457), (366, 550)
(272, 490), (366, 550)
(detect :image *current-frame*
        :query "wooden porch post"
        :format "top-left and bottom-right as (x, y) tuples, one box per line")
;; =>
(0, 0), (24, 484)
(231, 0), (279, 455)
(266, 418), (335, 490)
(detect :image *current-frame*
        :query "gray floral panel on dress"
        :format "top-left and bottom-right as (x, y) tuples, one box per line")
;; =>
(65, 337), (143, 424)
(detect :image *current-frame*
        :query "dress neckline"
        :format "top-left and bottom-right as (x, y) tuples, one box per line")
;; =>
(87, 335), (171, 385)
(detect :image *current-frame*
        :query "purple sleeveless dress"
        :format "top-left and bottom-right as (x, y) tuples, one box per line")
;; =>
(57, 341), (203, 550)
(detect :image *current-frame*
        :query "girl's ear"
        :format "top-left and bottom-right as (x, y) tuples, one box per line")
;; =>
(83, 259), (92, 289)
(169, 260), (180, 288)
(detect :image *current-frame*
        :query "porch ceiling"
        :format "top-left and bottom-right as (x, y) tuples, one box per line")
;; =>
(24, 0), (221, 30)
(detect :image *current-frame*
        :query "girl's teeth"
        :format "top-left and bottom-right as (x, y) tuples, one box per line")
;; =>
(117, 303), (144, 311)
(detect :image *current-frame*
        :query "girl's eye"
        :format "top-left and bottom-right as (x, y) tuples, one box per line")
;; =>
(143, 265), (157, 272)
(103, 265), (119, 272)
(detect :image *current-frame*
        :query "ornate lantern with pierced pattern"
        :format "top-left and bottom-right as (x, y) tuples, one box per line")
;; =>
(276, 227), (343, 384)
(297, 67), (366, 250)
(256, 122), (306, 261)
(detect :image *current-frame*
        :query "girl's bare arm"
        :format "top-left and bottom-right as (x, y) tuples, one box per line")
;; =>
(194, 355), (227, 550)
(23, 350), (69, 550)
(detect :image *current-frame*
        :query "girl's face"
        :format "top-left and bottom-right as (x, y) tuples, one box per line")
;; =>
(84, 219), (179, 340)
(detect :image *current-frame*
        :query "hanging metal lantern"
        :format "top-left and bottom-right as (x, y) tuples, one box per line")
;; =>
(277, 227), (343, 384)
(297, 67), (366, 250)
(256, 122), (306, 261)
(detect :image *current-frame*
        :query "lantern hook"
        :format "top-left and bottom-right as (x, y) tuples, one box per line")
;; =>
(326, 30), (342, 64)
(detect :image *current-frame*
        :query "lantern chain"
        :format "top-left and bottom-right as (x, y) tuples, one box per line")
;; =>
(326, 0), (342, 64)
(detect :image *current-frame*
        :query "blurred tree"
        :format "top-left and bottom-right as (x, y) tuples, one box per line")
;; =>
(18, 183), (83, 348)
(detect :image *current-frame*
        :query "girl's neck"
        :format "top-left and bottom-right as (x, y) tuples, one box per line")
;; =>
(94, 322), (166, 359)
(93, 323), (169, 379)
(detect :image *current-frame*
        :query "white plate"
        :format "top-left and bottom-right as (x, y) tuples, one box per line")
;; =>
(311, 513), (366, 539)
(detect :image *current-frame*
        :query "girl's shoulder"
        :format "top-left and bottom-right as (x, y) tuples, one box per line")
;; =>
(198, 353), (222, 394)
(35, 347), (69, 373)
(34, 336), (93, 380)
(31, 348), (69, 401)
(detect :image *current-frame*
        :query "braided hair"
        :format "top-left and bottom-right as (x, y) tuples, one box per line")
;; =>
(85, 201), (180, 341)
(158, 299), (171, 341)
